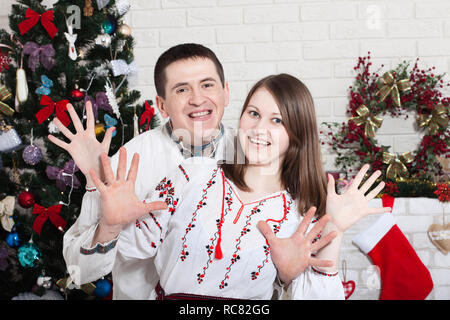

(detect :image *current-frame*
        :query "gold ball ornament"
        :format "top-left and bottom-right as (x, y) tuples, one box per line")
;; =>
(118, 23), (132, 36)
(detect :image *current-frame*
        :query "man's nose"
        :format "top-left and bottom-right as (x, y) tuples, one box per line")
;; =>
(189, 88), (207, 106)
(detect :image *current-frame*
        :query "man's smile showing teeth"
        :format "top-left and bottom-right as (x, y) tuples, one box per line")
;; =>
(189, 110), (212, 118)
(248, 137), (270, 146)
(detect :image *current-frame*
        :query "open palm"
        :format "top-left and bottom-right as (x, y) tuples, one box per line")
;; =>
(326, 164), (391, 233)
(257, 207), (337, 285)
(89, 147), (168, 227)
(47, 101), (115, 185)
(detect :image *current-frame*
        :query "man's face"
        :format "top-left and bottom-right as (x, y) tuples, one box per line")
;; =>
(155, 58), (229, 145)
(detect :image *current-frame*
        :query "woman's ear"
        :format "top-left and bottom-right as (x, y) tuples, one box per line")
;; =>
(155, 95), (169, 118)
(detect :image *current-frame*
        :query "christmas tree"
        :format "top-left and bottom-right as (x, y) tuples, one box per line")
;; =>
(0, 0), (158, 299)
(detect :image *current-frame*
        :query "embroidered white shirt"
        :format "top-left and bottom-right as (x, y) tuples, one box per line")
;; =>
(118, 157), (345, 300)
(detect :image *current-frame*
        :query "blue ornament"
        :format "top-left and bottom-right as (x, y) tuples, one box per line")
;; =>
(94, 279), (111, 298)
(6, 232), (22, 248)
(101, 16), (116, 35)
(18, 241), (41, 268)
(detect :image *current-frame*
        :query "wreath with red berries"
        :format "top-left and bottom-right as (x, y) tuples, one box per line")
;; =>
(322, 54), (449, 189)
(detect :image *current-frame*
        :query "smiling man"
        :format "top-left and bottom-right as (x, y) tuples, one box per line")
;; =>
(59, 44), (234, 299)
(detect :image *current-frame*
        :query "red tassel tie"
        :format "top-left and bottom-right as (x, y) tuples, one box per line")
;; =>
(215, 172), (227, 260)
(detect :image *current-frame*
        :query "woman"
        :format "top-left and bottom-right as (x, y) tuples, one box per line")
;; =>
(89, 74), (390, 299)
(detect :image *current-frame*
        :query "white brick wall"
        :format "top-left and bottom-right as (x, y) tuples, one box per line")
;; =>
(1, 0), (449, 300)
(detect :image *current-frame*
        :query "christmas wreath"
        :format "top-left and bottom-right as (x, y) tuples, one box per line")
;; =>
(322, 53), (450, 197)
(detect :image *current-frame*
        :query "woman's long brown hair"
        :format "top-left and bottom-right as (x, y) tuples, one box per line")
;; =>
(221, 74), (328, 217)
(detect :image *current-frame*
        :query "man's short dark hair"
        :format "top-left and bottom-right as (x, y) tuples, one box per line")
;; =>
(154, 43), (225, 99)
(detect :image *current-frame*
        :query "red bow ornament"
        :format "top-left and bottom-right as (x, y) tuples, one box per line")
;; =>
(32, 203), (66, 235)
(36, 95), (70, 127)
(18, 8), (58, 39)
(139, 100), (155, 131)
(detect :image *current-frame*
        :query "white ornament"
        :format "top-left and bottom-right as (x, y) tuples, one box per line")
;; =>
(40, 0), (59, 10)
(64, 24), (78, 61)
(16, 68), (28, 105)
(94, 33), (111, 48)
(105, 82), (120, 118)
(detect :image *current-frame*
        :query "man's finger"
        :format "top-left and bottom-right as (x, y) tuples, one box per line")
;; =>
(101, 126), (116, 148)
(85, 101), (95, 133)
(47, 134), (69, 150)
(52, 117), (75, 140)
(66, 103), (84, 133)
(145, 201), (168, 213)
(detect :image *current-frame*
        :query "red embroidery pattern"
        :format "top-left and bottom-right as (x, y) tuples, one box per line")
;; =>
(180, 169), (218, 262)
(197, 184), (233, 284)
(251, 195), (293, 281)
(178, 165), (190, 182)
(219, 200), (267, 290)
(155, 177), (178, 215)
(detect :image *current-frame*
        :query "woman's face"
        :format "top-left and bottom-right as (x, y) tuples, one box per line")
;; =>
(238, 87), (290, 170)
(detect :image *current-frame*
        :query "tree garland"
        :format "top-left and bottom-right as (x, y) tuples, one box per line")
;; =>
(322, 53), (449, 197)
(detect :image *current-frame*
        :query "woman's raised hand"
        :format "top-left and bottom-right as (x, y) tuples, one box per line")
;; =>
(89, 147), (168, 228)
(326, 164), (392, 233)
(257, 207), (337, 285)
(47, 101), (116, 187)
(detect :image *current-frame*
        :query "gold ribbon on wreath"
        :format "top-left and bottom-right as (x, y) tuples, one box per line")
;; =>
(382, 151), (414, 180)
(417, 104), (449, 136)
(0, 86), (14, 117)
(350, 104), (383, 138)
(376, 72), (411, 107)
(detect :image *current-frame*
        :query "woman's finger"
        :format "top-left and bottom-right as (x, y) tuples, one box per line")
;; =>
(359, 170), (381, 194)
(127, 153), (140, 183)
(368, 206), (392, 215)
(100, 152), (115, 184)
(295, 206), (317, 236)
(257, 221), (277, 245)
(365, 181), (385, 200)
(66, 103), (84, 134)
(52, 117), (75, 140)
(89, 169), (106, 193)
(47, 134), (70, 150)
(306, 214), (331, 243)
(311, 230), (337, 252)
(350, 163), (370, 191)
(309, 258), (334, 269)
(116, 147), (127, 181)
(327, 173), (337, 196)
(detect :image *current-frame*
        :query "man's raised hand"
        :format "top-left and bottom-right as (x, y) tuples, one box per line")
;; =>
(47, 101), (116, 187)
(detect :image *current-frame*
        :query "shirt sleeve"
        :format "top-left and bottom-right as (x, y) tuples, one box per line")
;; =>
(62, 142), (131, 285)
(289, 266), (345, 300)
(118, 164), (190, 261)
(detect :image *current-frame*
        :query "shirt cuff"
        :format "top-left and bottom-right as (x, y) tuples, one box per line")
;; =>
(80, 224), (120, 255)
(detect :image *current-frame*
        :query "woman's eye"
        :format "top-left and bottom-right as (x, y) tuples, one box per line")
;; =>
(272, 118), (283, 124)
(249, 110), (259, 118)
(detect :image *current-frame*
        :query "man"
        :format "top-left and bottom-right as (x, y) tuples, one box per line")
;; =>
(51, 44), (234, 299)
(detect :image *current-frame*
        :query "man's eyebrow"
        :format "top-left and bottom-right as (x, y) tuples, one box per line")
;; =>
(170, 77), (217, 91)
(171, 82), (188, 91)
